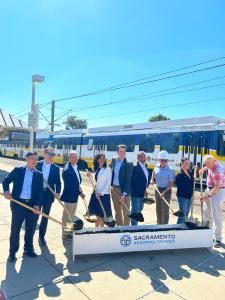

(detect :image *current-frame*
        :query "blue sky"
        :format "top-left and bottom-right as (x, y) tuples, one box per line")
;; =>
(0, 0), (225, 130)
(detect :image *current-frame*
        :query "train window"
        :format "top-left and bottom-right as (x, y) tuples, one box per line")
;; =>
(87, 139), (93, 150)
(139, 135), (154, 152)
(217, 134), (225, 156)
(160, 133), (180, 153)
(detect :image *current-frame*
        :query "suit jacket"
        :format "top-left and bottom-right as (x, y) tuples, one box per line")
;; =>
(2, 166), (43, 206)
(36, 160), (61, 203)
(110, 157), (133, 196)
(61, 162), (82, 203)
(131, 162), (150, 198)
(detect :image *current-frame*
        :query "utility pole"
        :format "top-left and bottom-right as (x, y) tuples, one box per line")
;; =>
(29, 80), (35, 151)
(51, 100), (55, 133)
(29, 74), (45, 151)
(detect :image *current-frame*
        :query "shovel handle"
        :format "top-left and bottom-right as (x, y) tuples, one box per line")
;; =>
(44, 181), (72, 220)
(111, 188), (130, 213)
(86, 171), (108, 220)
(0, 193), (63, 227)
(190, 168), (197, 220)
(154, 185), (175, 214)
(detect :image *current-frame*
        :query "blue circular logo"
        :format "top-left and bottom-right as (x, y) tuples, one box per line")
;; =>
(120, 235), (132, 247)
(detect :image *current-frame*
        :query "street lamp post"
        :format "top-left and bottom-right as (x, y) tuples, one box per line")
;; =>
(29, 74), (45, 151)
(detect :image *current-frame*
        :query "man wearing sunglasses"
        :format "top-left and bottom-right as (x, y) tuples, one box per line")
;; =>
(151, 150), (174, 224)
(36, 147), (61, 246)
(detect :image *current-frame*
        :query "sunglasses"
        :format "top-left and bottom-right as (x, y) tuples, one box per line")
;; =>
(47, 152), (55, 157)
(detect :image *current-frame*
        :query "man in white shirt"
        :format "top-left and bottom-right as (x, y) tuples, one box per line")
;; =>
(61, 151), (85, 238)
(36, 147), (61, 246)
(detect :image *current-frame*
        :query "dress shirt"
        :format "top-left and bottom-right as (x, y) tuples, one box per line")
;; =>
(42, 160), (51, 188)
(20, 167), (34, 199)
(113, 159), (123, 186)
(139, 162), (149, 183)
(207, 161), (225, 188)
(72, 164), (80, 184)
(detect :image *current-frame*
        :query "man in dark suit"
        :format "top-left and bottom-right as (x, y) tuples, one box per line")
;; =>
(131, 151), (150, 225)
(35, 147), (61, 246)
(2, 152), (43, 262)
(110, 145), (133, 226)
(61, 151), (85, 238)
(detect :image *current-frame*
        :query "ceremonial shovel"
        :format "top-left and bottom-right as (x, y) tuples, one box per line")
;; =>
(154, 185), (184, 218)
(45, 181), (97, 224)
(0, 193), (83, 231)
(110, 188), (144, 223)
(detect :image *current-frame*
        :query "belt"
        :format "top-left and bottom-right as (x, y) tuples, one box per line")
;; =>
(157, 186), (168, 190)
(113, 185), (120, 188)
(208, 187), (225, 190)
(20, 198), (31, 203)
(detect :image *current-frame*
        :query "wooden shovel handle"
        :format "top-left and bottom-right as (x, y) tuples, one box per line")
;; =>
(153, 184), (175, 214)
(0, 193), (63, 227)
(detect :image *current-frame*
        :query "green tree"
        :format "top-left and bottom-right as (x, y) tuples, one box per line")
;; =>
(148, 114), (170, 122)
(64, 115), (87, 129)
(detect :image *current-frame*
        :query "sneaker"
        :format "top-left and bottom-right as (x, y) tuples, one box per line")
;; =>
(214, 240), (221, 248)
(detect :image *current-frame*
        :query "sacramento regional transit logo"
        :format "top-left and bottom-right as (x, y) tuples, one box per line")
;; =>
(120, 233), (176, 247)
(120, 235), (132, 247)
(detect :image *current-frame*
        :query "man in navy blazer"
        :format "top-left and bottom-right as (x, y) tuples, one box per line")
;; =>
(2, 152), (43, 262)
(131, 151), (150, 225)
(61, 151), (85, 238)
(35, 147), (61, 246)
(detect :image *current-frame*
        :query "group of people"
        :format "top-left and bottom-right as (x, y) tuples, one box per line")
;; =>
(2, 144), (225, 263)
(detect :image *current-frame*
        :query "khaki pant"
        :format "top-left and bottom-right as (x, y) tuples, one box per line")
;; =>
(204, 188), (225, 242)
(155, 188), (171, 224)
(111, 186), (131, 226)
(62, 202), (78, 235)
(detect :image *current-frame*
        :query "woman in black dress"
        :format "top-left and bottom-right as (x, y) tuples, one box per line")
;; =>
(87, 153), (113, 227)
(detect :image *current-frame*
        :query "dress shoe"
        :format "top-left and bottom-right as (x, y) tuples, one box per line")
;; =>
(7, 254), (16, 263)
(38, 237), (47, 247)
(23, 250), (38, 257)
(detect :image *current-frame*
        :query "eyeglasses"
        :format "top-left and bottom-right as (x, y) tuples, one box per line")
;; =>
(47, 152), (55, 157)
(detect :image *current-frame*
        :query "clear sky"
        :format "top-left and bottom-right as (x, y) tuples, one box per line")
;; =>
(0, 0), (225, 130)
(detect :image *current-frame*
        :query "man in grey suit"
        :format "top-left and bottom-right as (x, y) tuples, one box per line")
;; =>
(110, 145), (133, 226)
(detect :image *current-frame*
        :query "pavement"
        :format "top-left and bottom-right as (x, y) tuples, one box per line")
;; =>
(0, 157), (225, 300)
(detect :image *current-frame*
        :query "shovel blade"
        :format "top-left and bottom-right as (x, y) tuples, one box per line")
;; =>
(173, 210), (184, 217)
(83, 214), (98, 223)
(128, 212), (144, 222)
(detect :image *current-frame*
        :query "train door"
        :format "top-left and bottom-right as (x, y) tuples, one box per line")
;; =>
(183, 132), (210, 167)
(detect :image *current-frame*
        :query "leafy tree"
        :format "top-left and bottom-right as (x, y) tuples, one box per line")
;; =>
(148, 114), (170, 122)
(64, 115), (87, 129)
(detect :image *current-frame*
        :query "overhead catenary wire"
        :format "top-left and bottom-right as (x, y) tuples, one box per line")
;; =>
(85, 96), (225, 121)
(13, 56), (225, 117)
(53, 80), (225, 123)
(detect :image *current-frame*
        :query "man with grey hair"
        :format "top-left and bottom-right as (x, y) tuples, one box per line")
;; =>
(61, 151), (85, 238)
(199, 155), (225, 248)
